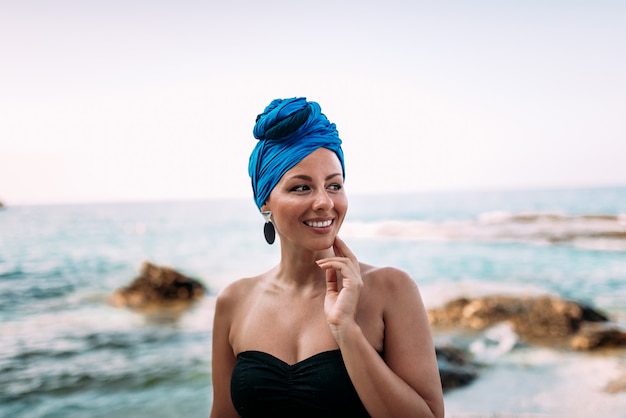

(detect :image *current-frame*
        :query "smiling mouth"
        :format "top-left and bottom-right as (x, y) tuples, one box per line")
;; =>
(304, 219), (333, 228)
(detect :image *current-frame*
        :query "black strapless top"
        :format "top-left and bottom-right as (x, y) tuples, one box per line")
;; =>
(230, 349), (370, 418)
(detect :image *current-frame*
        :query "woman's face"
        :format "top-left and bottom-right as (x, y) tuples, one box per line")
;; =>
(263, 147), (347, 251)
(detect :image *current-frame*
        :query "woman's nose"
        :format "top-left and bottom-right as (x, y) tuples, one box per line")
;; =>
(313, 189), (333, 211)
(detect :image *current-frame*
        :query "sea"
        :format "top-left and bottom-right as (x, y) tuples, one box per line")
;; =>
(1, 186), (626, 418)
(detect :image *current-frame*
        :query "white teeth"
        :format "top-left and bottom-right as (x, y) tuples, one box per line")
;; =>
(306, 220), (332, 228)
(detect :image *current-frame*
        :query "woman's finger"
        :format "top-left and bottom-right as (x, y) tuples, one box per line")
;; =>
(333, 236), (357, 262)
(316, 259), (351, 274)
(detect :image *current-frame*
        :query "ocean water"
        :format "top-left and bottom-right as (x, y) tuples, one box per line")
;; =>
(1, 186), (626, 418)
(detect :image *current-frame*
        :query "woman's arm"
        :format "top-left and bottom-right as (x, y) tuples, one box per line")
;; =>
(341, 271), (443, 417)
(318, 237), (444, 418)
(210, 286), (240, 418)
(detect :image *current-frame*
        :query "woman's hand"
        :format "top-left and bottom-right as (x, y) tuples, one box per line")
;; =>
(318, 237), (445, 417)
(316, 236), (363, 343)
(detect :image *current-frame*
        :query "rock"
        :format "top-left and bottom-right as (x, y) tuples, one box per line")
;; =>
(511, 296), (606, 340)
(436, 345), (479, 392)
(428, 295), (613, 348)
(460, 296), (527, 330)
(427, 297), (471, 328)
(110, 261), (206, 315)
(571, 322), (626, 350)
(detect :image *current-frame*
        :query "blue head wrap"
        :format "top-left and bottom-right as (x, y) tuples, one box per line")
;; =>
(248, 97), (345, 210)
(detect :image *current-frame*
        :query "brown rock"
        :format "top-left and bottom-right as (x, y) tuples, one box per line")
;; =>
(460, 296), (527, 329)
(571, 322), (626, 350)
(427, 297), (470, 327)
(428, 294), (611, 348)
(511, 296), (585, 339)
(110, 261), (206, 314)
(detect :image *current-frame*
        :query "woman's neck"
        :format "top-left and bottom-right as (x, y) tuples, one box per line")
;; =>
(273, 244), (334, 291)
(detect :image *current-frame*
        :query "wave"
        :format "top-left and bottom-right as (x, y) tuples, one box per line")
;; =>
(0, 269), (27, 280)
(0, 360), (207, 403)
(342, 211), (626, 251)
(0, 328), (209, 403)
(468, 323), (520, 363)
(0, 283), (76, 314)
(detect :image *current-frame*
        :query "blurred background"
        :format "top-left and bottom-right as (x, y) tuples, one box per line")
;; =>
(1, 1), (625, 417)
(2, 0), (626, 205)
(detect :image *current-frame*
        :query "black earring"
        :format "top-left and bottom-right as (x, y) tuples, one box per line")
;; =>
(262, 211), (275, 245)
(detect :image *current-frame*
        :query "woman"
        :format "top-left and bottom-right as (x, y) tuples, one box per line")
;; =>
(210, 97), (444, 418)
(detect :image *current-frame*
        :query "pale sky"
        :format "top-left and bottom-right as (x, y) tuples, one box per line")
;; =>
(1, 0), (625, 205)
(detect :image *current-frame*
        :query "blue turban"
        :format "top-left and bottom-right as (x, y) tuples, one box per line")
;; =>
(248, 97), (345, 210)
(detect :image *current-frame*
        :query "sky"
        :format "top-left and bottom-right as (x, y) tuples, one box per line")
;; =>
(1, 0), (625, 205)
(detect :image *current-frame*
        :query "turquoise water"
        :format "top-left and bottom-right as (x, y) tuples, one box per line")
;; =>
(1, 187), (626, 417)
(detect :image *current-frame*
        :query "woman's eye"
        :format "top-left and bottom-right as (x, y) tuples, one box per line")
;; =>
(291, 185), (310, 192)
(328, 183), (343, 192)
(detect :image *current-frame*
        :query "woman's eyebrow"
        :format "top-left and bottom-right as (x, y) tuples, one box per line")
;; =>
(287, 173), (342, 182)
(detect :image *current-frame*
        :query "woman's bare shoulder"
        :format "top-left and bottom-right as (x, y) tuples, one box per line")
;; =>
(215, 275), (263, 309)
(360, 263), (415, 288)
(359, 263), (420, 307)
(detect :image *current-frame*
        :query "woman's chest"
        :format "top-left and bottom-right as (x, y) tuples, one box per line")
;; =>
(230, 290), (384, 360)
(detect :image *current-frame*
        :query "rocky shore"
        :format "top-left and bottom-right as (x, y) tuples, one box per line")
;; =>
(429, 294), (626, 393)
